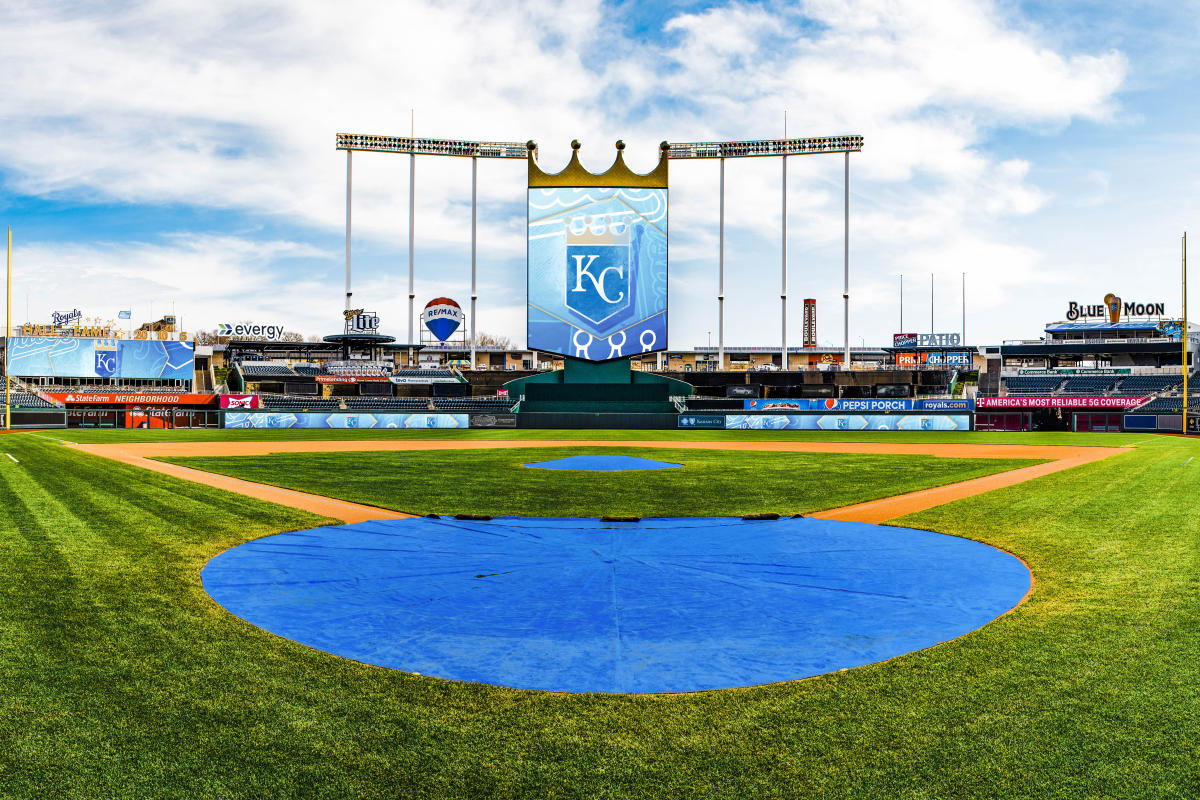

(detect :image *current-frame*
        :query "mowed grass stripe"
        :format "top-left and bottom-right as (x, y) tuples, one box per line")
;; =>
(0, 432), (1195, 799)
(159, 447), (1041, 518)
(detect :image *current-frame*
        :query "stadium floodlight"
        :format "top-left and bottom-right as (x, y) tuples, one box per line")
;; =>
(666, 135), (863, 159)
(336, 134), (529, 364)
(668, 134), (864, 367)
(336, 133), (528, 159)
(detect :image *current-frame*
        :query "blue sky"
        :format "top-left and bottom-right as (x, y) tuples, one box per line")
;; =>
(1, 0), (1197, 348)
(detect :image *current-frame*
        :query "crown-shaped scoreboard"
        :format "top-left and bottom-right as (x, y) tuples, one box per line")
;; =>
(335, 131), (862, 367)
(526, 140), (669, 362)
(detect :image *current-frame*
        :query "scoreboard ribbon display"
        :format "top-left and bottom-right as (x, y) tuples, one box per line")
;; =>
(528, 187), (667, 361)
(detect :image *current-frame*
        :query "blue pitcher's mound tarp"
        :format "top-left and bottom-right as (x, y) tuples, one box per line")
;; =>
(202, 517), (1030, 693)
(522, 455), (683, 471)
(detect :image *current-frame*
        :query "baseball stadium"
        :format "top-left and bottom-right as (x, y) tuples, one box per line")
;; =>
(1, 132), (1197, 800)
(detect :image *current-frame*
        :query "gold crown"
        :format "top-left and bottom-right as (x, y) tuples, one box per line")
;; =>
(565, 213), (631, 246)
(528, 139), (668, 188)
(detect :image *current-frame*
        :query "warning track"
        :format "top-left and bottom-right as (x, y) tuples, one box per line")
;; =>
(68, 439), (1129, 524)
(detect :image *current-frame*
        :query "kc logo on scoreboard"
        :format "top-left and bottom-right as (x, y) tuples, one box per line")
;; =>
(565, 213), (631, 325)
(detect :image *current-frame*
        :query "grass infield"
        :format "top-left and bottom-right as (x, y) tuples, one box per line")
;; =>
(0, 430), (1196, 799)
(159, 447), (1039, 517)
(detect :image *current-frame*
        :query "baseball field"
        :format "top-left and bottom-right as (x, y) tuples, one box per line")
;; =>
(0, 428), (1196, 799)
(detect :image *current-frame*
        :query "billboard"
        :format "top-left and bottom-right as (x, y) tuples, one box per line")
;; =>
(745, 398), (914, 411)
(528, 186), (667, 361)
(48, 391), (215, 405)
(726, 414), (971, 431)
(223, 412), (468, 429)
(893, 333), (962, 348)
(977, 396), (1147, 409)
(422, 298), (464, 341)
(896, 351), (972, 367)
(6, 337), (194, 380)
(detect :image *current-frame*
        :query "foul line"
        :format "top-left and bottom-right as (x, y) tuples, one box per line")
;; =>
(5, 453), (18, 463)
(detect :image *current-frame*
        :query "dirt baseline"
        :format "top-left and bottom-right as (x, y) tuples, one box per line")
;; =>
(68, 439), (1129, 524)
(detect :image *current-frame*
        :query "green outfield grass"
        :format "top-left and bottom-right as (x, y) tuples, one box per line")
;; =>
(160, 447), (1039, 517)
(0, 431), (1196, 799)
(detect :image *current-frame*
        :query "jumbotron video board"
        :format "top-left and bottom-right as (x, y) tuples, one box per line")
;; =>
(526, 141), (669, 362)
(528, 188), (667, 361)
(6, 336), (194, 380)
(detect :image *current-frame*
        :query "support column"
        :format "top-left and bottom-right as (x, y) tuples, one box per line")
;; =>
(344, 150), (352, 311)
(842, 151), (850, 365)
(408, 152), (416, 345)
(718, 157), (726, 371)
(470, 156), (477, 371)
(781, 153), (788, 371)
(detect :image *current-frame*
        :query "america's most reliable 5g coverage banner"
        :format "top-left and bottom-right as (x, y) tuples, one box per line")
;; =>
(528, 187), (667, 361)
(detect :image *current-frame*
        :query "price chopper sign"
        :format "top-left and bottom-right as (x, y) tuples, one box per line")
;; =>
(1066, 293), (1165, 323)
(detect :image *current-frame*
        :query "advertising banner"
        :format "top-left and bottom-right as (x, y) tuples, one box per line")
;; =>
(892, 333), (962, 348)
(677, 414), (726, 429)
(389, 374), (462, 385)
(527, 186), (667, 361)
(726, 414), (970, 431)
(7, 337), (194, 380)
(744, 398), (915, 411)
(219, 394), (260, 410)
(1016, 368), (1131, 376)
(223, 412), (469, 429)
(895, 351), (971, 367)
(917, 398), (974, 411)
(48, 391), (215, 405)
(314, 375), (390, 384)
(468, 413), (518, 429)
(977, 396), (1148, 409)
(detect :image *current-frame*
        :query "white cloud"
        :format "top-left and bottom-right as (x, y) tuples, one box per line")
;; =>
(0, 0), (1130, 346)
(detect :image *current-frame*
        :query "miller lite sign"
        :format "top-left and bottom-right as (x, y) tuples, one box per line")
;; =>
(526, 140), (668, 362)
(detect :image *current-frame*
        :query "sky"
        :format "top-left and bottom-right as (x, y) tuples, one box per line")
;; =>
(1, 0), (1198, 350)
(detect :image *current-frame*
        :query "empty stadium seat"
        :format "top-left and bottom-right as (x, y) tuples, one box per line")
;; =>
(1001, 376), (1064, 395)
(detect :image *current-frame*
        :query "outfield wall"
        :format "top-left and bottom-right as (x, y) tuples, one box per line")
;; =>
(224, 412), (469, 429)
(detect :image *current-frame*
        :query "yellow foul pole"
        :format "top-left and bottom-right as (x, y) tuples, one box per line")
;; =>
(1184, 232), (1189, 433)
(5, 227), (11, 431)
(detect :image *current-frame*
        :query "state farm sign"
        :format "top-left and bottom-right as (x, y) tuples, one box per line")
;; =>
(977, 396), (1148, 409)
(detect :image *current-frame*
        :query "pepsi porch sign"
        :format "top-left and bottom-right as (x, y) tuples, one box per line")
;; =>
(527, 187), (668, 362)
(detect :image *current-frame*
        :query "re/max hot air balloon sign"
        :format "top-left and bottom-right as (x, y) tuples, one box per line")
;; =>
(422, 298), (465, 342)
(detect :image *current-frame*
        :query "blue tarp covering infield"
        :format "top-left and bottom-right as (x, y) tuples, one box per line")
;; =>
(523, 455), (683, 470)
(202, 516), (1030, 693)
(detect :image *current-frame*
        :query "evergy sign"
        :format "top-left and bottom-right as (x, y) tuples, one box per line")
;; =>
(218, 322), (285, 340)
(977, 396), (1148, 409)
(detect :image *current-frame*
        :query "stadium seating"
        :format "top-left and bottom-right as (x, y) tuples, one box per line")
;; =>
(239, 363), (298, 378)
(1114, 375), (1184, 395)
(0, 391), (54, 408)
(1135, 397), (1187, 413)
(1002, 376), (1064, 395)
(391, 368), (456, 379)
(1059, 376), (1118, 395)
